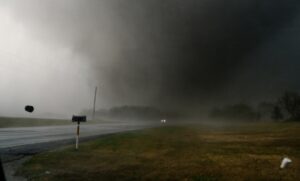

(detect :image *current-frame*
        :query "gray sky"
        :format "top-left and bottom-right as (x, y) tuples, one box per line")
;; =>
(1, 0), (300, 118)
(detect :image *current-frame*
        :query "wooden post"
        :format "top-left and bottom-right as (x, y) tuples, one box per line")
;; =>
(76, 121), (80, 150)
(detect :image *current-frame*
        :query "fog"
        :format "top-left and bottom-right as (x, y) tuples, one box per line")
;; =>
(0, 0), (300, 119)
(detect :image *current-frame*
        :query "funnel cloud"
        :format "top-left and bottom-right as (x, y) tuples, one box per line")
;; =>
(0, 0), (300, 118)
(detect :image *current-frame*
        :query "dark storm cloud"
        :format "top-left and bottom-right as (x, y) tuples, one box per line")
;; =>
(106, 0), (300, 108)
(4, 0), (300, 115)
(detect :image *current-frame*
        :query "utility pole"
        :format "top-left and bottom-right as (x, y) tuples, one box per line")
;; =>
(92, 86), (97, 120)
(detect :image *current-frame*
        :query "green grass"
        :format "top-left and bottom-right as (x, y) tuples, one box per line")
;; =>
(17, 122), (300, 180)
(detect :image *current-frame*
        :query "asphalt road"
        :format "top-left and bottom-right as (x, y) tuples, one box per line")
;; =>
(0, 121), (158, 151)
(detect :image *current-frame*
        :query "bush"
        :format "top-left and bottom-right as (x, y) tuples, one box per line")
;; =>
(278, 91), (300, 121)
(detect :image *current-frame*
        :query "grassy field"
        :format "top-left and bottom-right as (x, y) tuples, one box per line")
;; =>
(17, 122), (300, 181)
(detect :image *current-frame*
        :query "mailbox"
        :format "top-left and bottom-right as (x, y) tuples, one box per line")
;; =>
(72, 115), (87, 122)
(72, 115), (86, 150)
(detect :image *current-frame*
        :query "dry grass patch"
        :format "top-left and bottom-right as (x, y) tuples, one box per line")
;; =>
(17, 123), (300, 180)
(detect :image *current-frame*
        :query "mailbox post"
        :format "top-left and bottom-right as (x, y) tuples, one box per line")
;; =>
(72, 115), (87, 150)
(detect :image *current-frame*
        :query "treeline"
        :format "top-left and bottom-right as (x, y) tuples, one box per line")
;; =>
(210, 103), (259, 121)
(210, 91), (300, 122)
(83, 105), (180, 121)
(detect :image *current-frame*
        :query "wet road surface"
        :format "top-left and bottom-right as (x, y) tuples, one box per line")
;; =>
(0, 121), (157, 150)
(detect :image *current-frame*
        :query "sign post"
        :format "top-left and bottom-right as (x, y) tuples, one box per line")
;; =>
(72, 115), (87, 150)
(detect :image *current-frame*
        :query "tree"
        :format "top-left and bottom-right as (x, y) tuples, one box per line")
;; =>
(210, 103), (259, 121)
(271, 106), (284, 121)
(257, 102), (275, 120)
(279, 91), (300, 121)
